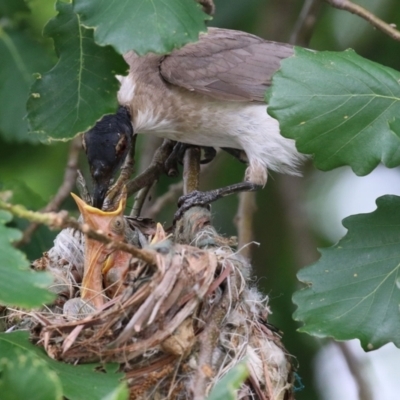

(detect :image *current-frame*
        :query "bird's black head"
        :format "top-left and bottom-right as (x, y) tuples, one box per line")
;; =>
(83, 106), (133, 209)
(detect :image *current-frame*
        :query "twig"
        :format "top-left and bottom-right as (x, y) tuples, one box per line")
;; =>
(15, 136), (82, 247)
(290, 0), (322, 46)
(183, 147), (201, 194)
(234, 191), (257, 259)
(0, 198), (156, 265)
(336, 342), (374, 400)
(145, 152), (222, 220)
(191, 284), (230, 400)
(126, 139), (175, 196)
(130, 184), (153, 217)
(325, 0), (400, 42)
(146, 182), (184, 219)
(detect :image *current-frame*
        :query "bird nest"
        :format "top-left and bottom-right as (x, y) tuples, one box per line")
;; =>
(6, 206), (294, 400)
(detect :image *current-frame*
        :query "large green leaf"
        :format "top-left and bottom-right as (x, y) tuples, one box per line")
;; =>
(73, 0), (209, 55)
(0, 209), (54, 307)
(27, 1), (127, 140)
(207, 362), (248, 400)
(0, 28), (53, 142)
(267, 47), (400, 175)
(0, 348), (62, 400)
(293, 195), (400, 350)
(0, 331), (127, 400)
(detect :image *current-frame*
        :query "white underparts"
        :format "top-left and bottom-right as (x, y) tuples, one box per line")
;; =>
(118, 75), (305, 186)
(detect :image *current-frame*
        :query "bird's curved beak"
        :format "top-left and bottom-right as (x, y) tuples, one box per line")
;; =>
(71, 190), (127, 308)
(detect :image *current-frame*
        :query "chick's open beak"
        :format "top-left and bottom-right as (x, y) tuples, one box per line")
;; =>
(71, 191), (127, 308)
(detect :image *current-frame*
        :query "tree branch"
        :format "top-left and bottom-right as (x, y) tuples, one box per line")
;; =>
(0, 198), (156, 265)
(234, 191), (257, 259)
(325, 0), (400, 42)
(183, 147), (201, 194)
(290, 0), (323, 46)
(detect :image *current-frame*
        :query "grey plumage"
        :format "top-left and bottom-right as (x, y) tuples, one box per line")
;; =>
(160, 28), (294, 102)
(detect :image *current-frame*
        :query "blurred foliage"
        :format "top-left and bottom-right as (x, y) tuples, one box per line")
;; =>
(0, 331), (126, 400)
(1, 0), (400, 399)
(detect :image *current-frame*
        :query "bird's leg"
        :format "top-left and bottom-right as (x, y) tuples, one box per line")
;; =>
(165, 142), (217, 174)
(221, 147), (248, 164)
(175, 181), (262, 221)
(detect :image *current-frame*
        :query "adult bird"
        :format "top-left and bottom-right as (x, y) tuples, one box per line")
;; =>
(85, 28), (305, 211)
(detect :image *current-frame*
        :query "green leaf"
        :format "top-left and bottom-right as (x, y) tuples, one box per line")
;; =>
(267, 47), (400, 175)
(0, 331), (126, 400)
(293, 195), (400, 350)
(0, 348), (63, 400)
(27, 1), (127, 140)
(73, 0), (209, 55)
(0, 209), (54, 307)
(207, 362), (248, 400)
(0, 28), (53, 142)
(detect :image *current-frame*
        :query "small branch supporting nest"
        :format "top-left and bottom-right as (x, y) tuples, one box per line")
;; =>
(0, 198), (155, 265)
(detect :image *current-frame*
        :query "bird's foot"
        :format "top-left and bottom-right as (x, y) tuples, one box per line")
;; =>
(165, 143), (217, 176)
(174, 182), (262, 221)
(174, 190), (214, 220)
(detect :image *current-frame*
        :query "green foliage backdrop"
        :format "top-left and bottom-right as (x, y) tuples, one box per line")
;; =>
(2, 0), (400, 399)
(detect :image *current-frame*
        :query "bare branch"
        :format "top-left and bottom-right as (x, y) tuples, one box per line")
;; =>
(0, 198), (156, 265)
(146, 182), (183, 219)
(130, 184), (153, 217)
(325, 0), (400, 42)
(290, 0), (323, 46)
(183, 147), (201, 194)
(126, 139), (175, 196)
(234, 191), (257, 259)
(15, 136), (82, 247)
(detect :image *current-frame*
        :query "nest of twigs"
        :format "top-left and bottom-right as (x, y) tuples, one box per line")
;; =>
(6, 207), (294, 400)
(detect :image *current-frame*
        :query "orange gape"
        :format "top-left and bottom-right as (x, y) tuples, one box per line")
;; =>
(71, 190), (131, 308)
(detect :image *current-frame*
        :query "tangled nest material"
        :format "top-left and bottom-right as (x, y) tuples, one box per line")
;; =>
(7, 206), (294, 400)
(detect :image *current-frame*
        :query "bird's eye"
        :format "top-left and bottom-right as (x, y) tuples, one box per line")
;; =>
(111, 216), (125, 234)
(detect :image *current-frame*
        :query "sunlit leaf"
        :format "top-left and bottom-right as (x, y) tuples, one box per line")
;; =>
(267, 48), (400, 175)
(207, 362), (248, 400)
(74, 0), (209, 55)
(0, 210), (54, 307)
(0, 348), (62, 400)
(0, 332), (126, 400)
(293, 195), (400, 350)
(0, 28), (53, 142)
(27, 1), (126, 140)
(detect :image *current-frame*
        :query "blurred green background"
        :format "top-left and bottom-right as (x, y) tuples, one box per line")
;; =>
(2, 0), (400, 398)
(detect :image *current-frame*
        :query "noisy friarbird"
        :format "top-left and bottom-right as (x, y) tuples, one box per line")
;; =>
(83, 106), (133, 209)
(84, 28), (305, 212)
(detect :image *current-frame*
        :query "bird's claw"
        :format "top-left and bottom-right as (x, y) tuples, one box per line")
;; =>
(174, 190), (213, 221)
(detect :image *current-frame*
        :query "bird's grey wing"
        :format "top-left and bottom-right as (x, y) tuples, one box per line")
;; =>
(159, 28), (294, 102)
